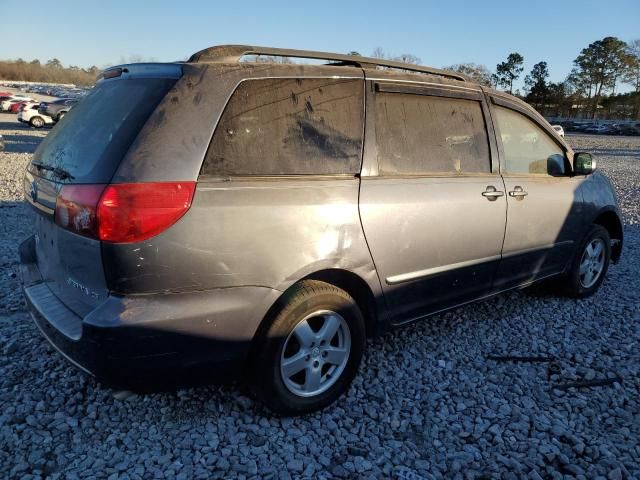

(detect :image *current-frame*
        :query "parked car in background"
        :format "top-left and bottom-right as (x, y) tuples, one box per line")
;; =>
(572, 123), (592, 133)
(0, 96), (16, 110)
(18, 103), (54, 128)
(552, 125), (565, 137)
(617, 122), (640, 136)
(5, 99), (23, 112)
(38, 98), (77, 121)
(9, 101), (24, 114)
(9, 100), (35, 114)
(1, 95), (32, 111)
(585, 125), (611, 135)
(21, 46), (624, 414)
(562, 121), (580, 132)
(3, 99), (22, 112)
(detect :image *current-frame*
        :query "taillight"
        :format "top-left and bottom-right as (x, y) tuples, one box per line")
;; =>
(55, 185), (106, 237)
(55, 182), (196, 243)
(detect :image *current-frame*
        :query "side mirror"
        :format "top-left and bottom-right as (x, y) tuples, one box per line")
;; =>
(574, 152), (596, 175)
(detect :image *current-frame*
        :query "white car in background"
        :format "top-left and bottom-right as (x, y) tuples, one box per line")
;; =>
(552, 125), (565, 137)
(1, 95), (32, 111)
(17, 103), (54, 128)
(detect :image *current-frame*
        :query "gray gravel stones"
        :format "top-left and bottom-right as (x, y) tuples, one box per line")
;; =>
(1, 117), (639, 479)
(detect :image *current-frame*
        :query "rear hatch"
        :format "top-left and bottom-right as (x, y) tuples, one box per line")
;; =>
(24, 65), (181, 316)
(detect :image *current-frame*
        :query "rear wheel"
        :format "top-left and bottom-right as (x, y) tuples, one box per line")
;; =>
(57, 112), (66, 121)
(564, 224), (611, 298)
(251, 280), (365, 415)
(30, 116), (45, 128)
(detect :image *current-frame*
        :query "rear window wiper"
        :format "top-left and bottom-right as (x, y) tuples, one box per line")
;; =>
(31, 161), (75, 181)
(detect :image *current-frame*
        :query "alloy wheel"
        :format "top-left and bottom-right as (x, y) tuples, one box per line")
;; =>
(579, 238), (605, 288)
(280, 310), (351, 397)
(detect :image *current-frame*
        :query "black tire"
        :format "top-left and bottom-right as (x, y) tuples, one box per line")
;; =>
(250, 280), (366, 415)
(564, 224), (611, 298)
(57, 112), (66, 121)
(30, 116), (45, 128)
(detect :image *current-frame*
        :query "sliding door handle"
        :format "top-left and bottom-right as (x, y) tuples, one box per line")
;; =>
(508, 186), (528, 199)
(482, 186), (504, 201)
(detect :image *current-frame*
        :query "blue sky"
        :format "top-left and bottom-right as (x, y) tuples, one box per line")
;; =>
(2, 0), (639, 91)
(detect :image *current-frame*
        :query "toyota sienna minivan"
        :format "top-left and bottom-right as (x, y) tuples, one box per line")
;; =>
(21, 45), (623, 414)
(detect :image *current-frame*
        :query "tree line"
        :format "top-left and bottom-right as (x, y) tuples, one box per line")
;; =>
(0, 58), (99, 86)
(444, 37), (640, 120)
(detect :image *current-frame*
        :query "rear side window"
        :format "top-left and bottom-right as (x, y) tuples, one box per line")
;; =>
(375, 93), (491, 175)
(201, 78), (364, 176)
(30, 77), (176, 183)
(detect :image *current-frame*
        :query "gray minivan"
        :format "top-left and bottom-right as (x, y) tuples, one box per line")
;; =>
(20, 46), (623, 414)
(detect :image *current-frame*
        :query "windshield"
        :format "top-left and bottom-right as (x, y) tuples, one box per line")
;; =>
(30, 77), (176, 184)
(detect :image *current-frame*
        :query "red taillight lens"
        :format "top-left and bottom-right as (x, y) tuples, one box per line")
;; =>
(55, 185), (106, 237)
(54, 182), (196, 243)
(97, 182), (196, 243)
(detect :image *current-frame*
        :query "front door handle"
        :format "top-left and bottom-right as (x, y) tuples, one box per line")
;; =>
(482, 186), (504, 201)
(508, 186), (528, 199)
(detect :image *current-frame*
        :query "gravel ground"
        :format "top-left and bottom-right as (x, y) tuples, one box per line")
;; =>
(1, 117), (639, 479)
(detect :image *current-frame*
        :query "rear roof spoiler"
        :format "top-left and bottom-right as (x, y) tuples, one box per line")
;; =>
(99, 63), (183, 81)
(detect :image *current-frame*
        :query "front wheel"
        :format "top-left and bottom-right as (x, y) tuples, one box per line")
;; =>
(564, 225), (611, 298)
(250, 280), (366, 415)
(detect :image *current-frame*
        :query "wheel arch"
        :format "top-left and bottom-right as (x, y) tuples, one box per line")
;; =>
(592, 209), (623, 263)
(249, 269), (381, 363)
(302, 269), (379, 337)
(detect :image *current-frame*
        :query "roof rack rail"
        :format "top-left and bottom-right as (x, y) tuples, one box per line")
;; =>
(188, 45), (467, 82)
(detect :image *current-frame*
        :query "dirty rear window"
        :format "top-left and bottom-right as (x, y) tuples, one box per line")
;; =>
(201, 78), (364, 176)
(375, 93), (491, 175)
(30, 77), (176, 183)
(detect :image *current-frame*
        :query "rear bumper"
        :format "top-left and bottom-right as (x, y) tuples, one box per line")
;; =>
(19, 235), (281, 389)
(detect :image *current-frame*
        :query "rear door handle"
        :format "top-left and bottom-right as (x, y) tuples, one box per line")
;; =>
(482, 186), (504, 201)
(508, 186), (528, 199)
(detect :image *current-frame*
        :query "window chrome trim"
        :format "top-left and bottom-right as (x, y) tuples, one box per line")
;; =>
(375, 82), (483, 101)
(366, 77), (482, 93)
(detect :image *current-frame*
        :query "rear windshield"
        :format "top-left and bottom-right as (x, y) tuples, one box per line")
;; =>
(30, 77), (176, 183)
